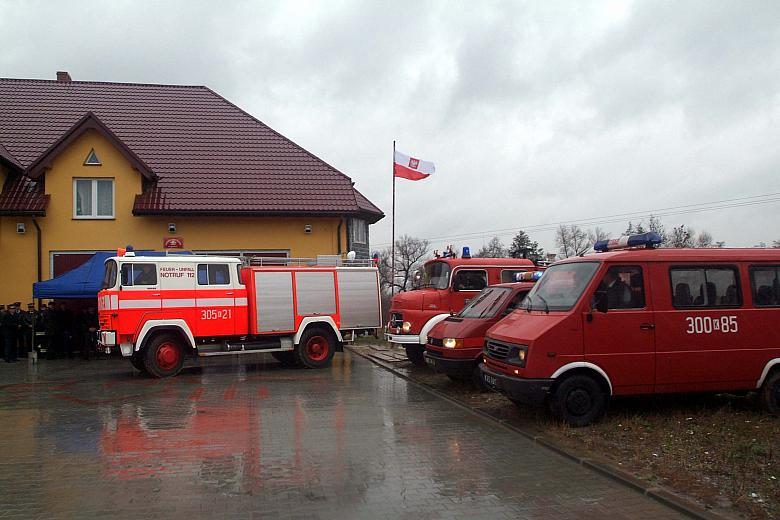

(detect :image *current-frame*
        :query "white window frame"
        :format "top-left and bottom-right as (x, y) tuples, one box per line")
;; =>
(351, 218), (367, 244)
(73, 178), (115, 219)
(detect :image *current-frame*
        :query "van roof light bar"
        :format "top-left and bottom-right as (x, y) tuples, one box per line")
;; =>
(593, 232), (663, 252)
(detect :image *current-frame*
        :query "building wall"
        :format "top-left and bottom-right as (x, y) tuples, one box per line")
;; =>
(0, 130), (349, 304)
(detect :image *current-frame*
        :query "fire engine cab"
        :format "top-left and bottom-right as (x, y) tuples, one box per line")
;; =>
(480, 233), (780, 426)
(98, 251), (381, 377)
(386, 250), (539, 365)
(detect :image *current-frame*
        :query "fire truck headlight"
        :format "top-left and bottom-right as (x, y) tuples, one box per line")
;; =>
(443, 338), (463, 349)
(401, 321), (412, 333)
(509, 345), (529, 368)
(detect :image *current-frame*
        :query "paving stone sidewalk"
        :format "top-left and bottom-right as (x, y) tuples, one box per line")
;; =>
(0, 353), (690, 519)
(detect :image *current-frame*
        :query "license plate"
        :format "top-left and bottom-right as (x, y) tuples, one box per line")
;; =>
(425, 356), (435, 367)
(483, 373), (497, 387)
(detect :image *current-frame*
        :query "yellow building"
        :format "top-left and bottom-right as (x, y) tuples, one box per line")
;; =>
(0, 72), (382, 304)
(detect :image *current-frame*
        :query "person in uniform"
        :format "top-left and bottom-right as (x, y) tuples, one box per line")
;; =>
(20, 303), (36, 357)
(3, 303), (19, 363)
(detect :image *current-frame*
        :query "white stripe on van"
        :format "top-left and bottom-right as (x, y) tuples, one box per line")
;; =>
(162, 299), (197, 308)
(235, 297), (248, 306)
(118, 300), (160, 309)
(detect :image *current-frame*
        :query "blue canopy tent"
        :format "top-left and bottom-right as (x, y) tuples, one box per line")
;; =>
(33, 251), (191, 299)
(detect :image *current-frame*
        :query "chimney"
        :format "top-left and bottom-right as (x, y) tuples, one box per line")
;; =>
(56, 71), (72, 82)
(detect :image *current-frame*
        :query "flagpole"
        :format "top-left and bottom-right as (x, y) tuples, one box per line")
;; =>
(391, 140), (396, 296)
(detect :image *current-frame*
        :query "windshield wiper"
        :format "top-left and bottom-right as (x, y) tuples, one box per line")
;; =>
(480, 296), (504, 318)
(535, 294), (550, 314)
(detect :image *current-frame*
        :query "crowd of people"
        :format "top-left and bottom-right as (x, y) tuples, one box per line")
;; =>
(1, 302), (99, 363)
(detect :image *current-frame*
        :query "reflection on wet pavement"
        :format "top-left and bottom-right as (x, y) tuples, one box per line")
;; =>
(0, 353), (686, 519)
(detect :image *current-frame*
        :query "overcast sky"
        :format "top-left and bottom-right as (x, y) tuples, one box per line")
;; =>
(2, 0), (779, 255)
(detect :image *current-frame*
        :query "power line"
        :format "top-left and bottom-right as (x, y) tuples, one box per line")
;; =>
(372, 192), (780, 247)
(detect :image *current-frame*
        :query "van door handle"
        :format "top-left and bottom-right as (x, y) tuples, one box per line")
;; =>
(639, 323), (655, 330)
(226, 292), (234, 295)
(151, 293), (161, 297)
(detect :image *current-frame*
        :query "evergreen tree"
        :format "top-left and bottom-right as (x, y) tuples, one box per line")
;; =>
(508, 230), (544, 261)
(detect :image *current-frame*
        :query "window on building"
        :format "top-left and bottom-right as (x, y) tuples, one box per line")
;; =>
(74, 178), (114, 218)
(197, 264), (231, 285)
(351, 218), (367, 244)
(749, 265), (780, 306)
(84, 149), (102, 166)
(670, 266), (741, 308)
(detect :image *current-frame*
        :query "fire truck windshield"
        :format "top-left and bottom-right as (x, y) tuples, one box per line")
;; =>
(102, 260), (118, 290)
(419, 261), (450, 290)
(523, 261), (599, 312)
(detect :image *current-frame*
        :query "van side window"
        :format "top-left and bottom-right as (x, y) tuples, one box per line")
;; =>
(500, 269), (527, 283)
(452, 270), (488, 291)
(197, 264), (231, 286)
(121, 263), (157, 287)
(749, 266), (780, 306)
(595, 265), (644, 309)
(670, 267), (741, 308)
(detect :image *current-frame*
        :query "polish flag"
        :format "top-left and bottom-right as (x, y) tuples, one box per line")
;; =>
(393, 150), (435, 181)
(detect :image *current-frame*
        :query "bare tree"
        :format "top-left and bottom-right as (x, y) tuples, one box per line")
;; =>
(475, 236), (508, 258)
(773, 240), (780, 248)
(695, 230), (714, 248)
(588, 226), (609, 247)
(378, 235), (430, 293)
(669, 225), (695, 248)
(555, 224), (591, 258)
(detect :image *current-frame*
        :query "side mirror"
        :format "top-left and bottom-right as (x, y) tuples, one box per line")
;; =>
(593, 290), (608, 313)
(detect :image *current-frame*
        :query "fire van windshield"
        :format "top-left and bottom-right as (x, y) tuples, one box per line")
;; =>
(101, 260), (117, 290)
(524, 261), (599, 312)
(458, 287), (511, 318)
(418, 261), (451, 290)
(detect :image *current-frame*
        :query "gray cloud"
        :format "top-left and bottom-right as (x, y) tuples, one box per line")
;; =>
(1, 0), (778, 254)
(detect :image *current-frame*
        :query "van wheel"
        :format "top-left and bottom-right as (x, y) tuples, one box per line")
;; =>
(472, 364), (489, 392)
(761, 371), (780, 415)
(550, 374), (606, 427)
(144, 334), (185, 378)
(296, 327), (336, 368)
(130, 351), (147, 373)
(272, 351), (297, 367)
(405, 345), (426, 366)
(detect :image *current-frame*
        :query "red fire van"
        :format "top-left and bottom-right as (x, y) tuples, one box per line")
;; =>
(386, 255), (538, 365)
(480, 234), (780, 426)
(424, 281), (537, 387)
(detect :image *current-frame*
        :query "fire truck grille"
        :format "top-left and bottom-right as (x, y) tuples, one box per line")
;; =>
(485, 340), (512, 360)
(428, 337), (443, 347)
(389, 313), (403, 328)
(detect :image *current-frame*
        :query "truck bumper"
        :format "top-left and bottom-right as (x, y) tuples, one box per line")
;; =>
(385, 333), (421, 345)
(423, 351), (476, 377)
(479, 364), (553, 406)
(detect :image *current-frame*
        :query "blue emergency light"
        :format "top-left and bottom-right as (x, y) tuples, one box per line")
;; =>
(514, 271), (544, 282)
(593, 232), (663, 252)
(462, 246), (471, 259)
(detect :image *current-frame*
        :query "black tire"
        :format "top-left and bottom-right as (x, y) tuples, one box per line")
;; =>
(295, 327), (336, 368)
(405, 345), (426, 366)
(143, 333), (185, 378)
(130, 351), (147, 373)
(471, 363), (490, 392)
(761, 371), (780, 415)
(549, 374), (607, 427)
(272, 351), (297, 367)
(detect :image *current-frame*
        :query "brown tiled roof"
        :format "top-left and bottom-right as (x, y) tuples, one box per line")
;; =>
(0, 77), (383, 222)
(0, 174), (49, 215)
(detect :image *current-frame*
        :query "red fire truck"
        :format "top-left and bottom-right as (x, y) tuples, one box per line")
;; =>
(480, 233), (780, 426)
(97, 252), (381, 377)
(386, 252), (538, 365)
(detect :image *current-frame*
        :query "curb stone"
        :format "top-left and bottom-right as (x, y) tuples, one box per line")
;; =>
(347, 345), (732, 520)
